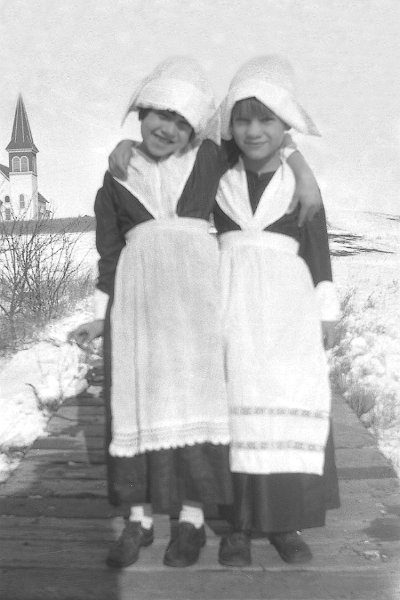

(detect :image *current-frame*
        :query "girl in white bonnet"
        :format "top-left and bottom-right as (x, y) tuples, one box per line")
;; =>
(71, 56), (233, 569)
(213, 55), (340, 567)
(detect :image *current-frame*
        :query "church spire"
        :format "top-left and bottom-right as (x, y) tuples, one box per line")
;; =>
(6, 94), (39, 153)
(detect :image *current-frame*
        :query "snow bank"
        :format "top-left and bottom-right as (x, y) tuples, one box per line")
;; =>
(0, 303), (94, 481)
(329, 210), (400, 475)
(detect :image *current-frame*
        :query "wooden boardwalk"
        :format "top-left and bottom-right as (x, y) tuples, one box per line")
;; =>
(0, 391), (399, 600)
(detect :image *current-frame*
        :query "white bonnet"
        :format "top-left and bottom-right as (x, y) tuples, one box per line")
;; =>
(219, 55), (320, 140)
(123, 56), (219, 142)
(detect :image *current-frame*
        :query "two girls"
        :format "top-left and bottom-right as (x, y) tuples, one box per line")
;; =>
(72, 55), (337, 569)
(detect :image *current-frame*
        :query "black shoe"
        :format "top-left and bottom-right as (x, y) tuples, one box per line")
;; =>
(218, 531), (251, 567)
(163, 522), (206, 567)
(106, 521), (154, 568)
(268, 530), (312, 564)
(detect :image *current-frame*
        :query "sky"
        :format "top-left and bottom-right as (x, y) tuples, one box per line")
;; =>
(1, 0), (399, 217)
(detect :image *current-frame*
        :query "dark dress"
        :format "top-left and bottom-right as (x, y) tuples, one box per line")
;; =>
(214, 168), (340, 534)
(95, 141), (232, 514)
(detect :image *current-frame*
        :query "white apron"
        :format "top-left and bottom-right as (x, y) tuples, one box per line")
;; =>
(109, 147), (230, 457)
(217, 158), (330, 475)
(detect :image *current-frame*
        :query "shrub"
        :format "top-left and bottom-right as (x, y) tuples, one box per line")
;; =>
(0, 212), (94, 354)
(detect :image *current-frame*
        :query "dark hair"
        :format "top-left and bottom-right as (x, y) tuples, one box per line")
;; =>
(138, 108), (151, 121)
(231, 97), (288, 128)
(137, 107), (195, 141)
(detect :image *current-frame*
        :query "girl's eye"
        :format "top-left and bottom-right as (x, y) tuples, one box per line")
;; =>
(157, 111), (171, 121)
(177, 121), (191, 132)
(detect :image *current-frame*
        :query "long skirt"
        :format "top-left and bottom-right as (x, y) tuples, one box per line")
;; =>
(219, 424), (340, 534)
(218, 230), (339, 531)
(104, 218), (232, 512)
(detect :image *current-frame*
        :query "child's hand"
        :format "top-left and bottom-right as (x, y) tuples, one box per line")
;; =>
(288, 175), (322, 226)
(285, 150), (322, 226)
(108, 140), (135, 180)
(322, 321), (337, 350)
(68, 320), (104, 350)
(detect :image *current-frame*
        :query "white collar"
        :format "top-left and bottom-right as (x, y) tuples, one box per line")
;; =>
(216, 157), (295, 230)
(114, 144), (199, 219)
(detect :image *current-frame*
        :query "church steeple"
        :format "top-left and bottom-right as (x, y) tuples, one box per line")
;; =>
(6, 95), (39, 153)
(5, 94), (41, 219)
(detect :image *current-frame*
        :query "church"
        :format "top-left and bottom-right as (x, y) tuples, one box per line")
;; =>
(0, 95), (49, 220)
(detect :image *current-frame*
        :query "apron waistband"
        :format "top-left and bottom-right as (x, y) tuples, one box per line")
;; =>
(125, 217), (210, 242)
(219, 230), (299, 254)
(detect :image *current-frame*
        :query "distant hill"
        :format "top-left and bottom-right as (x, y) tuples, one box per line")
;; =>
(0, 215), (95, 235)
(328, 209), (400, 256)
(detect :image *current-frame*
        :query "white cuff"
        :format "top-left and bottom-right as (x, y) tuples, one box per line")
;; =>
(315, 281), (341, 322)
(94, 288), (109, 320)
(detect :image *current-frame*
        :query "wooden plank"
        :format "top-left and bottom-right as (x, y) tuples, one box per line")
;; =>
(22, 448), (105, 464)
(56, 405), (104, 417)
(0, 478), (108, 498)
(2, 513), (396, 545)
(40, 430), (378, 453)
(338, 465), (398, 479)
(0, 535), (398, 570)
(335, 447), (394, 469)
(0, 461), (106, 484)
(47, 413), (104, 427)
(0, 516), (123, 542)
(1, 474), (397, 504)
(0, 568), (398, 600)
(0, 491), (392, 522)
(333, 422), (375, 449)
(33, 434), (104, 450)
(45, 420), (105, 436)
(0, 496), (119, 518)
(64, 394), (104, 407)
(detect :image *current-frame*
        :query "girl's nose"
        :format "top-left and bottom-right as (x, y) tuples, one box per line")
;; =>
(247, 119), (262, 137)
(160, 120), (177, 139)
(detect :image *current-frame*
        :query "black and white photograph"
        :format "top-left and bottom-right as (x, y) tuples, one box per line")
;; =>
(0, 1), (399, 599)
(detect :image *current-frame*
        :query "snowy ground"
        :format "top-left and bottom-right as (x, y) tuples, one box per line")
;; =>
(0, 302), (94, 481)
(0, 209), (399, 482)
(328, 209), (400, 474)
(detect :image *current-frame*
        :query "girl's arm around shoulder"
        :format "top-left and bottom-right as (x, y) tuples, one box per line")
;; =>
(94, 174), (126, 317)
(299, 206), (340, 328)
(108, 139), (135, 180)
(282, 134), (322, 226)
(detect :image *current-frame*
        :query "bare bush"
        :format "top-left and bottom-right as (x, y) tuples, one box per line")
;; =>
(0, 210), (93, 352)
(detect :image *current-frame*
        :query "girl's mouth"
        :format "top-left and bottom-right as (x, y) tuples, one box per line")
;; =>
(153, 134), (174, 145)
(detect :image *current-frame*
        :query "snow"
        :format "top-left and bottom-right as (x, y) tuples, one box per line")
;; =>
(0, 302), (93, 482)
(1, 209), (400, 482)
(328, 209), (400, 475)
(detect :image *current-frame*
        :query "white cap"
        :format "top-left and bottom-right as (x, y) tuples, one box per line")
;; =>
(123, 56), (219, 142)
(219, 55), (320, 140)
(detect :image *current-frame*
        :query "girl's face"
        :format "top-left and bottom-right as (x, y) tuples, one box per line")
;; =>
(230, 98), (287, 169)
(140, 110), (193, 159)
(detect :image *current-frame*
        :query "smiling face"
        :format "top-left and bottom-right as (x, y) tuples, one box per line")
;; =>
(230, 97), (287, 172)
(139, 109), (194, 159)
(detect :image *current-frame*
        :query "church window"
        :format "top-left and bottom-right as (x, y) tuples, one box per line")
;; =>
(21, 156), (29, 172)
(5, 195), (10, 202)
(20, 194), (25, 209)
(12, 156), (21, 172)
(5, 207), (11, 220)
